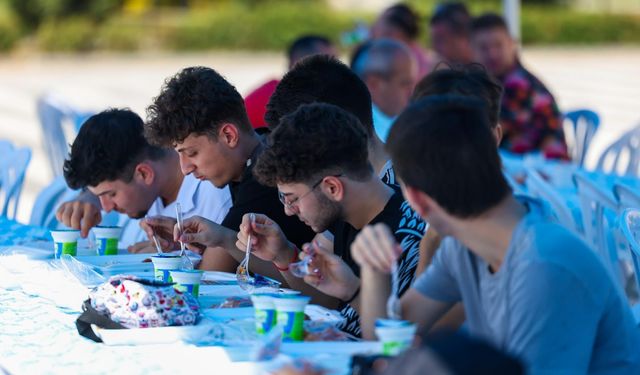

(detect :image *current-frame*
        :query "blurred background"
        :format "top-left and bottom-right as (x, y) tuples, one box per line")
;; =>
(0, 0), (638, 223)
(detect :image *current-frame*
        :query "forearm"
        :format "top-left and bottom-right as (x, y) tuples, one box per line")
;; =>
(359, 267), (391, 340)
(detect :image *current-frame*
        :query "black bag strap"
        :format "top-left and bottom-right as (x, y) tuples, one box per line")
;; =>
(75, 299), (126, 343)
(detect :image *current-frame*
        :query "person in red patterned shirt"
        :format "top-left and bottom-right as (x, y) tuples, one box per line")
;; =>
(471, 13), (567, 159)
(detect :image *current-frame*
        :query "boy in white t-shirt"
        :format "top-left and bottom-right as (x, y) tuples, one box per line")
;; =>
(56, 108), (231, 253)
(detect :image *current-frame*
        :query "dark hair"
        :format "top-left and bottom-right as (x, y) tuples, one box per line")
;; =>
(382, 3), (421, 40)
(386, 95), (510, 217)
(145, 66), (252, 147)
(255, 103), (371, 187)
(287, 35), (333, 66)
(412, 63), (503, 128)
(429, 2), (471, 37)
(265, 55), (374, 137)
(471, 13), (509, 34)
(63, 108), (166, 189)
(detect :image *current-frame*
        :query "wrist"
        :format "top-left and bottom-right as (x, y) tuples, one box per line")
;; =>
(273, 243), (298, 271)
(340, 280), (361, 303)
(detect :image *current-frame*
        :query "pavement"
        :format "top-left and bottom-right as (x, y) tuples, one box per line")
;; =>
(0, 47), (638, 223)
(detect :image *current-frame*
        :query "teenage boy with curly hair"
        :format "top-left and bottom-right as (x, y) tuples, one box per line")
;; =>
(232, 103), (425, 336)
(143, 66), (315, 273)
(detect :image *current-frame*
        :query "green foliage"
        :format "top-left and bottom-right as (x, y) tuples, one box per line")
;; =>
(7, 0), (122, 29)
(96, 16), (142, 51)
(521, 8), (640, 44)
(167, 1), (361, 51)
(0, 2), (21, 51)
(37, 17), (96, 52)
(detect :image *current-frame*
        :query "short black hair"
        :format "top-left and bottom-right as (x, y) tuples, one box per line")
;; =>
(265, 55), (374, 137)
(287, 35), (333, 66)
(255, 103), (371, 187)
(145, 66), (252, 147)
(386, 95), (511, 218)
(471, 13), (509, 34)
(63, 108), (166, 189)
(430, 2), (471, 37)
(382, 3), (421, 40)
(412, 63), (503, 128)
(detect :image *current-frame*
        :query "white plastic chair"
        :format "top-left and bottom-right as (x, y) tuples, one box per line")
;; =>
(29, 176), (72, 229)
(596, 125), (640, 177)
(619, 208), (640, 324)
(36, 94), (93, 177)
(0, 147), (32, 220)
(614, 184), (640, 210)
(526, 167), (582, 234)
(573, 171), (622, 283)
(563, 109), (600, 167)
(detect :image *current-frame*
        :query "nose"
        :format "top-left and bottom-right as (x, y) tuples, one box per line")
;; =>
(283, 204), (297, 217)
(99, 196), (114, 213)
(179, 154), (196, 176)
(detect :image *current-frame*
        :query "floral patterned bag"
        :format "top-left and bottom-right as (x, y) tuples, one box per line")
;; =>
(76, 275), (200, 342)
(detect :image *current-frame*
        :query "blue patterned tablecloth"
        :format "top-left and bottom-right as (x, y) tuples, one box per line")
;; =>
(0, 218), (363, 375)
(0, 217), (50, 247)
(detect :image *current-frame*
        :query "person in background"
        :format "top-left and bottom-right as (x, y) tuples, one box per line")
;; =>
(370, 3), (435, 79)
(265, 55), (398, 186)
(57, 109), (231, 253)
(244, 35), (337, 130)
(471, 13), (567, 158)
(429, 2), (474, 65)
(351, 39), (418, 142)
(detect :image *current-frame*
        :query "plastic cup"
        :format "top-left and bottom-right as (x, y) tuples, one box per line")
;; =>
(251, 294), (277, 335)
(151, 255), (182, 282)
(273, 295), (310, 342)
(50, 229), (81, 258)
(375, 319), (416, 356)
(92, 226), (122, 256)
(169, 270), (203, 297)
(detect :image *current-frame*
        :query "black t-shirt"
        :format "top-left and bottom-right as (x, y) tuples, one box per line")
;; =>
(333, 190), (426, 336)
(221, 142), (315, 249)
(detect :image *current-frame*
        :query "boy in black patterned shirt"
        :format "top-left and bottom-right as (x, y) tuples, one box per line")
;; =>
(235, 102), (426, 336)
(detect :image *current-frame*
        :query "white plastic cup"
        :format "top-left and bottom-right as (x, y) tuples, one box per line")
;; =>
(92, 226), (122, 256)
(151, 255), (182, 282)
(251, 294), (277, 335)
(375, 319), (416, 356)
(50, 230), (81, 258)
(273, 295), (310, 342)
(169, 270), (203, 296)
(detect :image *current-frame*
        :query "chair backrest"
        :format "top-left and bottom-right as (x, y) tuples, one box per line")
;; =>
(563, 109), (600, 167)
(36, 94), (94, 177)
(615, 184), (640, 211)
(29, 176), (72, 228)
(619, 208), (640, 323)
(526, 167), (581, 234)
(596, 125), (640, 176)
(0, 147), (32, 220)
(573, 171), (622, 282)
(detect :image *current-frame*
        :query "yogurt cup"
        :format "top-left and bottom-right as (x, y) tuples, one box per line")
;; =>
(251, 294), (277, 335)
(50, 229), (81, 258)
(92, 226), (122, 256)
(273, 295), (310, 342)
(151, 255), (182, 282)
(375, 319), (416, 355)
(169, 270), (203, 297)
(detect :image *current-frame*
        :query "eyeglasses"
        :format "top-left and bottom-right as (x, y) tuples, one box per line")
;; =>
(278, 174), (344, 210)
